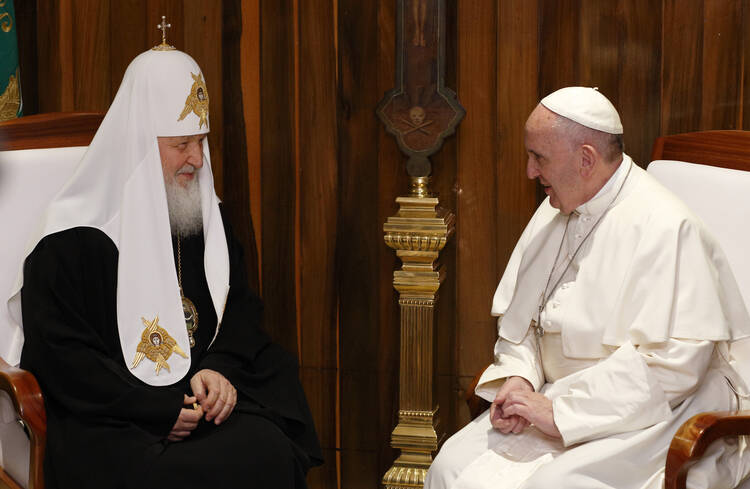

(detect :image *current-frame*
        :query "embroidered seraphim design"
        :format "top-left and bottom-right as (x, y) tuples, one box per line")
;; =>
(177, 72), (209, 129)
(130, 316), (188, 375)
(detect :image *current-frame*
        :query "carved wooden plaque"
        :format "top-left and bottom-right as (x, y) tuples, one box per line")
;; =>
(377, 0), (465, 177)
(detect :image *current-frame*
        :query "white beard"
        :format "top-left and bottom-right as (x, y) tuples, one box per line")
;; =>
(165, 171), (203, 236)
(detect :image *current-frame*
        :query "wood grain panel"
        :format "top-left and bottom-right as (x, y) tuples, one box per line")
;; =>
(651, 130), (750, 171)
(577, 0), (619, 97)
(338, 1), (397, 485)
(146, 1), (184, 49)
(340, 449), (378, 489)
(340, 372), (390, 487)
(295, 1), (339, 481)
(0, 112), (103, 151)
(58, 0), (75, 112)
(538, 0), (581, 96)
(298, 0), (338, 370)
(300, 367), (337, 450)
(617, 0), (661, 165)
(36, 0), (73, 112)
(455, 374), (481, 427)
(435, 235), (457, 438)
(34, 1), (57, 112)
(340, 371), (379, 450)
(110, 0), (147, 99)
(661, 0), (703, 134)
(259, 0), (297, 352)
(222, 0), (260, 291)
(241, 0), (263, 282)
(72, 0), (110, 111)
(338, 0), (383, 366)
(700, 0), (743, 130)
(455, 1), (497, 380)
(496, 0), (539, 270)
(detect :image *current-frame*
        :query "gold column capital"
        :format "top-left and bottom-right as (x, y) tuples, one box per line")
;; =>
(384, 184), (455, 299)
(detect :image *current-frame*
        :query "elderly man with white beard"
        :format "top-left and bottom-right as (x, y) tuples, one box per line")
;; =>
(424, 87), (750, 489)
(13, 40), (321, 489)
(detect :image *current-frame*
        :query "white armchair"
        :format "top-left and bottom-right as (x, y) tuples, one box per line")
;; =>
(0, 113), (102, 489)
(647, 130), (750, 489)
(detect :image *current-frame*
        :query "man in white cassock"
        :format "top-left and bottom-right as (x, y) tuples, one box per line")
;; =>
(424, 87), (750, 489)
(11, 41), (321, 488)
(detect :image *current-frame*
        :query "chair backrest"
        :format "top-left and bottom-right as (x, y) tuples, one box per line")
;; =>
(649, 131), (750, 489)
(0, 113), (102, 366)
(0, 112), (102, 489)
(647, 130), (750, 312)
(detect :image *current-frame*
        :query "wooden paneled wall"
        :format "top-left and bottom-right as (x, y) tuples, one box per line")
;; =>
(14, 1), (750, 488)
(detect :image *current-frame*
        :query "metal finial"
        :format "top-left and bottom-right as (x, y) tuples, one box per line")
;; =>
(158, 16), (171, 42)
(152, 15), (176, 51)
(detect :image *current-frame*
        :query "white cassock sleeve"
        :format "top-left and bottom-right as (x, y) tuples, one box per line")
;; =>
(549, 338), (715, 446)
(475, 326), (545, 400)
(475, 206), (549, 401)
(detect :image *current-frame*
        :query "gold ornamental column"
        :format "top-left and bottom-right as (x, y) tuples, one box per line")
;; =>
(377, 1), (464, 487)
(382, 177), (455, 487)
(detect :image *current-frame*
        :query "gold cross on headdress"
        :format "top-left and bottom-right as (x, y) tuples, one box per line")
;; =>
(152, 15), (176, 51)
(157, 16), (170, 42)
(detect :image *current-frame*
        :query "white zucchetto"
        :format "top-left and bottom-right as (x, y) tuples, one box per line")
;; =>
(541, 87), (623, 134)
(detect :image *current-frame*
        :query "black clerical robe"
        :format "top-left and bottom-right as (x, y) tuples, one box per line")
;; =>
(20, 222), (322, 489)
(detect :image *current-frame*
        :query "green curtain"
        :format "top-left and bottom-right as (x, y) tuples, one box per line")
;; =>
(0, 0), (21, 121)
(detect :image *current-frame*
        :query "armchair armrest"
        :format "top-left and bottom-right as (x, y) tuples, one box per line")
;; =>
(0, 358), (45, 489)
(665, 410), (750, 489)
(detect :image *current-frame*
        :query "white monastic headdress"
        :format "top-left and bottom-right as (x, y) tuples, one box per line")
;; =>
(541, 86), (623, 134)
(9, 48), (229, 386)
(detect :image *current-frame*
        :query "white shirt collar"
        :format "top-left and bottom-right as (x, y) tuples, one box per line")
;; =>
(576, 154), (632, 216)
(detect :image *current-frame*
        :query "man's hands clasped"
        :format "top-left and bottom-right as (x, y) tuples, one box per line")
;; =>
(190, 368), (237, 424)
(490, 376), (561, 439)
(168, 369), (237, 442)
(168, 394), (203, 442)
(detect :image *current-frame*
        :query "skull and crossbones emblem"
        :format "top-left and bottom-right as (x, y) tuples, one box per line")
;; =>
(401, 106), (433, 135)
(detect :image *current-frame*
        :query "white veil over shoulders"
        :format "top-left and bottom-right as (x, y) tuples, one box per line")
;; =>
(8, 48), (229, 386)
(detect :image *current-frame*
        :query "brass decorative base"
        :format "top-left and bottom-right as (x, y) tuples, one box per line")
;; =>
(382, 408), (441, 488)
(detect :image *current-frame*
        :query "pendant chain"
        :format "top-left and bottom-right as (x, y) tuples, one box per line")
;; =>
(176, 235), (199, 348)
(177, 234), (184, 295)
(177, 235), (183, 291)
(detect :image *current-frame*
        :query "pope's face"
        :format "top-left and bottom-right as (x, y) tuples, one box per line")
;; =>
(524, 106), (584, 214)
(157, 134), (206, 188)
